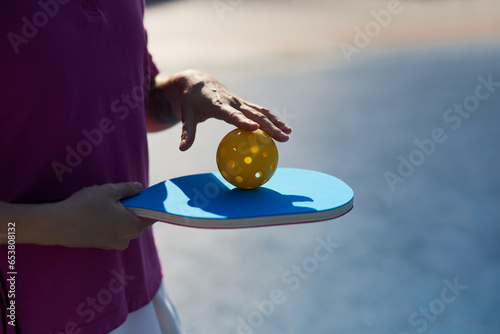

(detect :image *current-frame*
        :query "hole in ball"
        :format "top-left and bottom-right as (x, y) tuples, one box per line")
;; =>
(228, 160), (236, 168)
(270, 163), (276, 171)
(236, 176), (244, 183)
(262, 149), (269, 157)
(255, 172), (262, 178)
(244, 156), (253, 164)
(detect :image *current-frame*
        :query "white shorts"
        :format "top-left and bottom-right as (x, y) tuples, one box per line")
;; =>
(110, 283), (183, 334)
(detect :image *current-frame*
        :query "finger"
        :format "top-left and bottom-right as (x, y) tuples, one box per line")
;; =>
(109, 182), (143, 201)
(238, 105), (291, 142)
(179, 105), (197, 151)
(244, 102), (292, 134)
(113, 240), (131, 251)
(139, 217), (157, 225)
(219, 106), (260, 131)
(259, 107), (293, 134)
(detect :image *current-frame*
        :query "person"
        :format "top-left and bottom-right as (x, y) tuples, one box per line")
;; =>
(0, 1), (291, 333)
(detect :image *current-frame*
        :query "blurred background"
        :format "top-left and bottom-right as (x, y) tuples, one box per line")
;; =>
(144, 1), (500, 333)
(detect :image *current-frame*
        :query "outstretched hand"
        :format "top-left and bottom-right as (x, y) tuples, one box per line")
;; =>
(146, 69), (292, 151)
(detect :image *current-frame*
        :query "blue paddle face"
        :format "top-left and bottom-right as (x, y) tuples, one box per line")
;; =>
(121, 168), (353, 228)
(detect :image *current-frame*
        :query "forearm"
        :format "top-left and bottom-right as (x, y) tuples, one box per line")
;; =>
(0, 183), (152, 250)
(145, 73), (183, 132)
(0, 201), (63, 246)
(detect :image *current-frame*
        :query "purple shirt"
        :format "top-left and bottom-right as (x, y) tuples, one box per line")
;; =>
(0, 1), (163, 333)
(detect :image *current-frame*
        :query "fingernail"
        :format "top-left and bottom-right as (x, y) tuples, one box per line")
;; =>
(280, 132), (290, 141)
(179, 140), (187, 151)
(133, 182), (143, 190)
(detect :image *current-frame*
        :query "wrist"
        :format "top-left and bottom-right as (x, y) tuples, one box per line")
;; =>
(1, 201), (65, 246)
(146, 73), (183, 132)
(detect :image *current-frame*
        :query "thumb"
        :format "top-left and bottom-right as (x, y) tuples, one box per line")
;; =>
(111, 182), (144, 201)
(179, 106), (197, 151)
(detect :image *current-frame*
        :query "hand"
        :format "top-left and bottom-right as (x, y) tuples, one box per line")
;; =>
(55, 182), (154, 250)
(148, 69), (292, 151)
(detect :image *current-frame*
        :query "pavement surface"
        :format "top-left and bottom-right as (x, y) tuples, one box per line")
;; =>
(144, 1), (500, 333)
(144, 0), (500, 78)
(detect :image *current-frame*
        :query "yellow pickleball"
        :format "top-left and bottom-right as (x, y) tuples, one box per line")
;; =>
(216, 129), (279, 189)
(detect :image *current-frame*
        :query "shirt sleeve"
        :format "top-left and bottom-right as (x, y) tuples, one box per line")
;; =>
(145, 28), (160, 81)
(148, 52), (160, 80)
